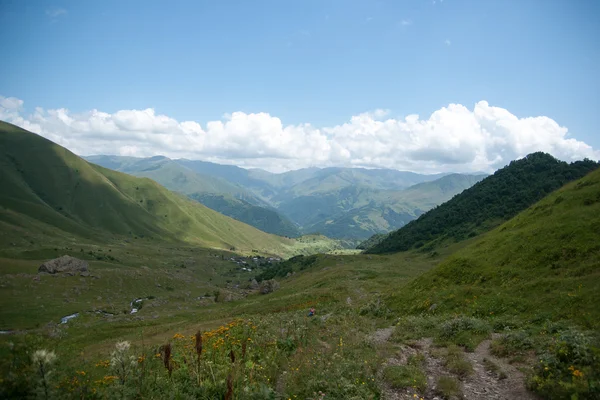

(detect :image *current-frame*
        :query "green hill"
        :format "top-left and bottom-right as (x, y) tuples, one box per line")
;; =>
(392, 166), (600, 326)
(365, 152), (599, 253)
(86, 155), (301, 237)
(0, 121), (307, 256)
(189, 193), (300, 237)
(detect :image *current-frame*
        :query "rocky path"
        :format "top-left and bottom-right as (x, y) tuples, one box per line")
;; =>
(374, 328), (539, 400)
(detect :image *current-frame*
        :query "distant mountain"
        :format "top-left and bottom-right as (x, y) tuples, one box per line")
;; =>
(86, 157), (485, 240)
(301, 174), (487, 239)
(85, 155), (301, 237)
(365, 152), (599, 254)
(0, 121), (301, 255)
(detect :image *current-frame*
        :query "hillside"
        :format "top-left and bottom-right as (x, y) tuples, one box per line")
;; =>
(365, 152), (599, 253)
(0, 121), (305, 256)
(86, 155), (301, 237)
(299, 173), (486, 239)
(189, 193), (300, 237)
(391, 166), (600, 327)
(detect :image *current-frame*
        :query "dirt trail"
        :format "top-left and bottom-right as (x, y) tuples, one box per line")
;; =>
(375, 328), (539, 400)
(462, 339), (539, 400)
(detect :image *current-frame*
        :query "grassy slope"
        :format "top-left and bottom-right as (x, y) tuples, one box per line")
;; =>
(86, 155), (301, 237)
(0, 121), (306, 256)
(366, 152), (599, 254)
(391, 167), (600, 329)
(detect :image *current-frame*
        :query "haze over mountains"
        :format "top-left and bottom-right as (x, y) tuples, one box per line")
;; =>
(86, 155), (487, 240)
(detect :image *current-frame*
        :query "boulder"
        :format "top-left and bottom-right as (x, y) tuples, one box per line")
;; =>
(250, 279), (259, 290)
(38, 256), (89, 275)
(259, 279), (280, 295)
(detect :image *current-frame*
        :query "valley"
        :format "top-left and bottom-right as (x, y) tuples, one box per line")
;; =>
(0, 121), (598, 400)
(86, 155), (486, 241)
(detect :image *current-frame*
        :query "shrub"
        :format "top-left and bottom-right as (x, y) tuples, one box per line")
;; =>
(528, 329), (600, 399)
(435, 376), (462, 399)
(391, 316), (441, 343)
(490, 330), (533, 358)
(438, 316), (491, 351)
(442, 345), (472, 378)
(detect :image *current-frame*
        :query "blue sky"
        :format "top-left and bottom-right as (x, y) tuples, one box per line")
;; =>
(0, 0), (599, 172)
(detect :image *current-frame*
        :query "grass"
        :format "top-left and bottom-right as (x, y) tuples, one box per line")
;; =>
(441, 345), (472, 378)
(435, 376), (462, 399)
(388, 167), (600, 331)
(383, 364), (427, 391)
(482, 358), (507, 380)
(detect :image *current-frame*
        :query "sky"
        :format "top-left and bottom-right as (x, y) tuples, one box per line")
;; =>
(0, 0), (599, 173)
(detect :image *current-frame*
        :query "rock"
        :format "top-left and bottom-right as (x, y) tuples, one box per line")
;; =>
(250, 279), (259, 289)
(38, 256), (89, 275)
(79, 271), (90, 277)
(428, 303), (438, 312)
(259, 279), (280, 294)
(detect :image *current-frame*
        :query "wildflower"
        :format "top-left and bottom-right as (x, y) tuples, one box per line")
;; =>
(110, 341), (137, 384)
(32, 349), (57, 399)
(137, 355), (145, 363)
(33, 349), (57, 365)
(573, 369), (584, 378)
(115, 341), (131, 353)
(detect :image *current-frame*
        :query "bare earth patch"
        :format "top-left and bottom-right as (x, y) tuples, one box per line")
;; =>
(375, 328), (540, 400)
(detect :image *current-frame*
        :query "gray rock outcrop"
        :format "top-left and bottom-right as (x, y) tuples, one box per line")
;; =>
(38, 255), (89, 274)
(259, 279), (280, 294)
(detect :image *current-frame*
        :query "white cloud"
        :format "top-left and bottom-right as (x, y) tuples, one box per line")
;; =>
(1, 95), (598, 173)
(444, 39), (451, 46)
(46, 8), (67, 18)
(400, 19), (412, 26)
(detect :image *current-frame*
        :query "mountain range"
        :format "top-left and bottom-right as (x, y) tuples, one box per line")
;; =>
(86, 155), (487, 240)
(0, 121), (337, 257)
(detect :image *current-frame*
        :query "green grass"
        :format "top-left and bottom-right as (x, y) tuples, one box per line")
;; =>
(441, 345), (473, 378)
(388, 167), (600, 330)
(435, 376), (462, 399)
(383, 364), (427, 391)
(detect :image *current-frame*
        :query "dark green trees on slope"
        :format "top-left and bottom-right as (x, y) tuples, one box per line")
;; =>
(365, 152), (599, 254)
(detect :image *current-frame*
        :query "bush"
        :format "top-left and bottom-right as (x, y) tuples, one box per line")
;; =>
(359, 297), (391, 318)
(391, 316), (442, 343)
(435, 376), (462, 399)
(438, 316), (491, 351)
(490, 330), (533, 358)
(528, 329), (600, 399)
(442, 345), (472, 378)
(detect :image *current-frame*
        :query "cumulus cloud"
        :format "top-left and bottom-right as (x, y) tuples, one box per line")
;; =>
(0, 95), (598, 173)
